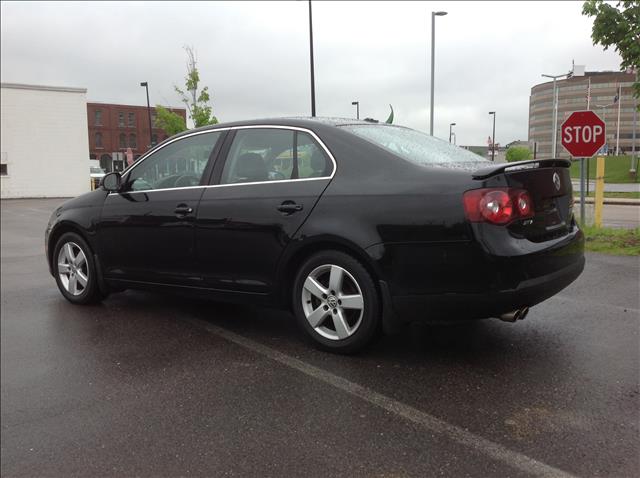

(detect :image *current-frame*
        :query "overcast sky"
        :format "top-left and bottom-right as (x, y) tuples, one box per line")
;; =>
(1, 1), (623, 145)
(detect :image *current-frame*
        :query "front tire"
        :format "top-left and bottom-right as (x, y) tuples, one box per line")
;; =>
(293, 250), (380, 354)
(53, 232), (104, 305)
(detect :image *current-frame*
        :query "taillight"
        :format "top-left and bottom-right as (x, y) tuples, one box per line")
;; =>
(515, 191), (532, 217)
(463, 188), (534, 225)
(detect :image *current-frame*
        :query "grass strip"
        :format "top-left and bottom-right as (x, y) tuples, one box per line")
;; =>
(569, 156), (639, 184)
(581, 225), (640, 256)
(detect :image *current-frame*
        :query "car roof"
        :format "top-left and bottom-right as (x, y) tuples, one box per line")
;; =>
(184, 116), (393, 134)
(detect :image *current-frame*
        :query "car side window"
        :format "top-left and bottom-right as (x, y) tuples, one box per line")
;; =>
(220, 129), (331, 185)
(124, 131), (221, 192)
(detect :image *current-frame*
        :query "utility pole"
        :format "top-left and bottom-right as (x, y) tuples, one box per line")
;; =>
(308, 0), (316, 117)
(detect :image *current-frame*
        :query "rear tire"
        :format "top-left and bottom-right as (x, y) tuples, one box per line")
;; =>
(53, 232), (105, 305)
(292, 250), (380, 354)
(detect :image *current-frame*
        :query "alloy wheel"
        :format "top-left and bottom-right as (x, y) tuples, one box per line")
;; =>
(57, 242), (89, 296)
(301, 264), (365, 340)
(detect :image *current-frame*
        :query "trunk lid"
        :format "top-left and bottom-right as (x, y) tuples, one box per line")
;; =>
(478, 159), (574, 242)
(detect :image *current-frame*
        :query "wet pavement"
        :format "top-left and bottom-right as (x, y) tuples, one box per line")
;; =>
(2, 198), (639, 477)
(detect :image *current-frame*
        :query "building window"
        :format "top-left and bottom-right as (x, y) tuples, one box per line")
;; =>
(118, 112), (125, 127)
(129, 134), (137, 149)
(151, 111), (157, 126)
(0, 164), (7, 176)
(95, 110), (102, 126)
(151, 133), (158, 146)
(128, 112), (135, 128)
(95, 132), (103, 148)
(119, 133), (126, 149)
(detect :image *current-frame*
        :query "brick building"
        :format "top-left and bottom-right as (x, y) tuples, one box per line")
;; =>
(87, 103), (186, 172)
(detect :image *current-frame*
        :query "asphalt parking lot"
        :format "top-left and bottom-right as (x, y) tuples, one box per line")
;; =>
(1, 198), (638, 478)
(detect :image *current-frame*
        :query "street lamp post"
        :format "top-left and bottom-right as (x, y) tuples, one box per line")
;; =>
(140, 82), (153, 149)
(449, 122), (456, 143)
(429, 10), (447, 136)
(308, 0), (316, 117)
(352, 101), (360, 120)
(489, 112), (496, 161)
(542, 72), (570, 157)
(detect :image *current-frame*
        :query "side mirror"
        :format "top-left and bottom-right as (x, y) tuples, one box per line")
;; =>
(101, 172), (121, 192)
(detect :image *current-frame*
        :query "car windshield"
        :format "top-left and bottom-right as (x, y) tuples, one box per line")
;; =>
(90, 167), (105, 174)
(342, 124), (488, 166)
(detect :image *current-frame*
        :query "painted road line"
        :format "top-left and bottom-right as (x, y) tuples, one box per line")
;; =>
(187, 318), (578, 478)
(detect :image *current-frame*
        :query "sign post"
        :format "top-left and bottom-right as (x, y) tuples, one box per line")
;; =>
(594, 156), (605, 227)
(561, 111), (606, 225)
(579, 158), (586, 224)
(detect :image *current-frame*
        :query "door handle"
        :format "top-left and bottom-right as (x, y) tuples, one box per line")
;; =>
(277, 202), (303, 214)
(174, 204), (194, 216)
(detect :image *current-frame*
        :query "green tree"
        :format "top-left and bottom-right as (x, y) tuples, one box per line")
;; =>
(154, 105), (187, 137)
(174, 46), (219, 127)
(505, 146), (533, 163)
(582, 1), (640, 105)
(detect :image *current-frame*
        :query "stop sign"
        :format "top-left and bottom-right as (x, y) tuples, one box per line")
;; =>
(561, 111), (606, 157)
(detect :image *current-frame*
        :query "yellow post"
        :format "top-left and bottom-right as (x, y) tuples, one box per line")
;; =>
(594, 156), (605, 227)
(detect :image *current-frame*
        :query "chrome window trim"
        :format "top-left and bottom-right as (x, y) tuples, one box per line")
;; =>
(109, 125), (337, 196)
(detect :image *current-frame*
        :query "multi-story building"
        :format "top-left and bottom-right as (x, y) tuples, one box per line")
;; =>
(87, 103), (186, 172)
(528, 70), (638, 158)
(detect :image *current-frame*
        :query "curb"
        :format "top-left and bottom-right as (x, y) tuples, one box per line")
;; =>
(574, 197), (640, 206)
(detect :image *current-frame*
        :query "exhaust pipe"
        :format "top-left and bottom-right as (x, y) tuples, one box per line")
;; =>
(497, 307), (529, 322)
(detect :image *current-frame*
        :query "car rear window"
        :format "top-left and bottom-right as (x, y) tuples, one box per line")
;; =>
(342, 124), (488, 166)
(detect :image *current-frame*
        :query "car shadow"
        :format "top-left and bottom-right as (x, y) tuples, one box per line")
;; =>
(114, 289), (567, 370)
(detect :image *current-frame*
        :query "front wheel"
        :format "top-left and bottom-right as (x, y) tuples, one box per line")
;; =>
(53, 232), (105, 304)
(292, 250), (380, 354)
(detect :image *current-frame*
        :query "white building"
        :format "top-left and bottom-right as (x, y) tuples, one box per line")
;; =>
(1, 83), (90, 198)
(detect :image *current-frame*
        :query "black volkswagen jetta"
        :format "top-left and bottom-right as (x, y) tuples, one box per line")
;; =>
(46, 118), (584, 353)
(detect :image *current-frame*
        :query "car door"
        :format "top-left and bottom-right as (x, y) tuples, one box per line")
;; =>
(195, 126), (335, 294)
(98, 130), (224, 286)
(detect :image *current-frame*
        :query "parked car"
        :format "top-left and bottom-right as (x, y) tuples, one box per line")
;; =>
(89, 164), (106, 190)
(46, 118), (584, 353)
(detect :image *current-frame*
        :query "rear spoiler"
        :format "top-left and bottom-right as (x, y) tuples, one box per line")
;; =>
(472, 158), (571, 180)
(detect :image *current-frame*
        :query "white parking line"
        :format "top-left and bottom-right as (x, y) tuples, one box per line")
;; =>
(188, 318), (578, 478)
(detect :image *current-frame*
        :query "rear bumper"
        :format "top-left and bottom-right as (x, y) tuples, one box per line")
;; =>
(374, 228), (585, 323)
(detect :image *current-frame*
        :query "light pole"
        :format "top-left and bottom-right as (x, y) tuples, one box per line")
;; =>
(489, 111), (496, 161)
(542, 72), (570, 157)
(449, 122), (456, 143)
(140, 82), (153, 149)
(595, 102), (615, 154)
(429, 10), (447, 136)
(308, 0), (316, 117)
(352, 101), (360, 120)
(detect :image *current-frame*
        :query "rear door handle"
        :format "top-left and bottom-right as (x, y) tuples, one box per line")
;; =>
(277, 202), (303, 214)
(174, 204), (194, 216)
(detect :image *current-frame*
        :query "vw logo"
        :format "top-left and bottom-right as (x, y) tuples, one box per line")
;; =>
(553, 172), (561, 191)
(327, 295), (338, 308)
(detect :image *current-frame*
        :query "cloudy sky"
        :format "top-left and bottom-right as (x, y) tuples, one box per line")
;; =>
(1, 1), (623, 145)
